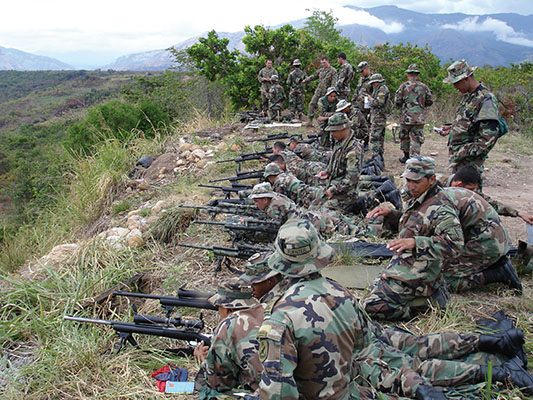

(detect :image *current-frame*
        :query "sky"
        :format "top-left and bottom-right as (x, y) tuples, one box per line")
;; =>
(1, 0), (532, 69)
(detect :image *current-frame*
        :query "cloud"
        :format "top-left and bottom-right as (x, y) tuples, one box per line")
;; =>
(334, 7), (404, 33)
(443, 16), (533, 47)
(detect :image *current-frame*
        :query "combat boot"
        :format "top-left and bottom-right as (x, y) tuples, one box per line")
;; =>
(384, 189), (402, 210)
(479, 328), (527, 367)
(374, 180), (396, 198)
(482, 357), (533, 395)
(483, 256), (522, 293)
(414, 385), (448, 399)
(399, 151), (410, 164)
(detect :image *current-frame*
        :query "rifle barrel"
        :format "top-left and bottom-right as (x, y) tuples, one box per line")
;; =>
(64, 315), (112, 325)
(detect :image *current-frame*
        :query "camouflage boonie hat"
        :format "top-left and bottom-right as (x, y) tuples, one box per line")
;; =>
(208, 277), (258, 309)
(368, 73), (385, 84)
(325, 86), (338, 96)
(443, 59), (477, 84)
(249, 182), (276, 199)
(271, 74), (279, 82)
(406, 64), (419, 73)
(357, 61), (368, 72)
(292, 59), (301, 66)
(325, 112), (350, 131)
(401, 156), (436, 181)
(336, 99), (351, 112)
(263, 162), (283, 178)
(239, 251), (279, 284)
(268, 218), (333, 277)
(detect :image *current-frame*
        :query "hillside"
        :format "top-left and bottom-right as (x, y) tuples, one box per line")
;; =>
(0, 45), (73, 70)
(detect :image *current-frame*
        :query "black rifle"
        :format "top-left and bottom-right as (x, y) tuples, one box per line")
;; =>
(215, 154), (269, 165)
(238, 148), (272, 158)
(198, 183), (252, 199)
(177, 287), (214, 300)
(64, 315), (211, 354)
(193, 219), (279, 233)
(246, 132), (296, 143)
(179, 204), (266, 219)
(113, 291), (218, 313)
(208, 171), (265, 184)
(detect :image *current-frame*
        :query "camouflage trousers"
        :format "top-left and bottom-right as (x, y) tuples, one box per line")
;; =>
(399, 124), (425, 157)
(288, 89), (304, 115)
(260, 89), (270, 113)
(289, 160), (326, 186)
(269, 108), (282, 121)
(370, 119), (386, 157)
(363, 252), (447, 321)
(337, 87), (351, 101)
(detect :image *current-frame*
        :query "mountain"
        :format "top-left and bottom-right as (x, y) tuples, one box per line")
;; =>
(0, 46), (73, 71)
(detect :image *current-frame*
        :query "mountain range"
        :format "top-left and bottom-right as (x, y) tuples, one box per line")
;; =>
(2, 5), (532, 71)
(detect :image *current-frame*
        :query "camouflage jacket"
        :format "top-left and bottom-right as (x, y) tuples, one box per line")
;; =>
(347, 108), (369, 136)
(306, 66), (337, 97)
(326, 130), (364, 196)
(318, 95), (339, 129)
(269, 84), (286, 110)
(286, 68), (307, 94)
(336, 62), (355, 93)
(448, 83), (500, 164)
(477, 190), (520, 217)
(257, 275), (372, 400)
(264, 193), (301, 224)
(196, 302), (265, 399)
(394, 79), (433, 125)
(352, 75), (372, 110)
(369, 82), (390, 121)
(272, 172), (322, 208)
(258, 67), (279, 91)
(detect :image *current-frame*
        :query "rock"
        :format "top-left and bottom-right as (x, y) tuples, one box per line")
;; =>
(127, 209), (142, 217)
(107, 227), (130, 238)
(205, 150), (214, 158)
(126, 229), (144, 248)
(197, 160), (207, 169)
(189, 144), (201, 151)
(430, 152), (438, 156)
(179, 143), (195, 153)
(105, 235), (124, 249)
(137, 182), (150, 191)
(176, 159), (186, 167)
(127, 215), (141, 230)
(40, 243), (79, 266)
(230, 143), (242, 152)
(159, 167), (168, 175)
(191, 149), (206, 160)
(145, 215), (158, 226)
(181, 150), (191, 159)
(152, 200), (166, 215)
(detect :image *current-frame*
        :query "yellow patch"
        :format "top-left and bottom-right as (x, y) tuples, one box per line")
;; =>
(259, 339), (269, 362)
(257, 324), (272, 337)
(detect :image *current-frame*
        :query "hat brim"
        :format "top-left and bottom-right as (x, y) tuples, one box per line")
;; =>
(241, 268), (280, 284)
(400, 171), (425, 181)
(443, 66), (477, 84)
(208, 293), (258, 309)
(249, 192), (275, 199)
(267, 240), (333, 277)
(325, 123), (349, 131)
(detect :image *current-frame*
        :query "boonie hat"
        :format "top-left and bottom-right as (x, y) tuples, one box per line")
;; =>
(406, 64), (420, 73)
(336, 99), (351, 112)
(292, 59), (301, 66)
(268, 218), (333, 277)
(239, 251), (279, 284)
(208, 277), (258, 309)
(325, 112), (350, 131)
(249, 182), (276, 199)
(443, 59), (477, 84)
(357, 61), (368, 72)
(263, 162), (283, 178)
(271, 75), (279, 82)
(368, 73), (385, 84)
(401, 156), (436, 181)
(325, 86), (338, 96)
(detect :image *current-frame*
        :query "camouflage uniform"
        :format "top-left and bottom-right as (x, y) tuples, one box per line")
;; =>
(394, 66), (434, 157)
(352, 62), (372, 124)
(286, 60), (307, 119)
(317, 88), (340, 148)
(280, 150), (327, 186)
(441, 187), (511, 292)
(363, 157), (464, 320)
(350, 106), (370, 142)
(478, 190), (520, 217)
(444, 60), (500, 183)
(258, 65), (279, 113)
(196, 278), (263, 399)
(304, 64), (337, 118)
(268, 79), (286, 121)
(293, 143), (330, 163)
(368, 74), (390, 157)
(336, 60), (355, 100)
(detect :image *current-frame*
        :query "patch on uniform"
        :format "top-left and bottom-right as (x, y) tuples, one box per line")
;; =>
(259, 339), (269, 362)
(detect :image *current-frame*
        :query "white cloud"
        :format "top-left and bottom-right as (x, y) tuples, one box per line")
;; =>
(334, 7), (404, 33)
(443, 16), (533, 47)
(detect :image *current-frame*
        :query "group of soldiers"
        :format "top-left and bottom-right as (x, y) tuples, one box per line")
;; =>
(190, 57), (533, 399)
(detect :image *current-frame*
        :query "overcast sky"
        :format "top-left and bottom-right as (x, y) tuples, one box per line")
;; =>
(1, 0), (531, 69)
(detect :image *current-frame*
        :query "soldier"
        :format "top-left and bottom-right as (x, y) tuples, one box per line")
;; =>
(394, 64), (434, 162)
(302, 56), (336, 127)
(352, 61), (373, 126)
(336, 52), (354, 100)
(362, 156), (463, 320)
(367, 73), (391, 159)
(268, 75), (285, 122)
(317, 86), (339, 148)
(238, 251), (285, 304)
(194, 278), (264, 399)
(438, 59), (502, 187)
(258, 59), (278, 116)
(441, 186), (522, 293)
(336, 99), (370, 143)
(286, 59), (307, 121)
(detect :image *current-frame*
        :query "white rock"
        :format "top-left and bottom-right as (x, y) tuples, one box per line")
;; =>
(107, 227), (130, 238)
(126, 229), (144, 248)
(152, 200), (166, 215)
(191, 149), (206, 160)
(176, 159), (186, 167)
(127, 209), (142, 217)
(40, 243), (79, 266)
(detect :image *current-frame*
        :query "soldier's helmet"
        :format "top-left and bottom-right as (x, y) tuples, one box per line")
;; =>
(239, 251), (279, 284)
(336, 99), (352, 112)
(268, 218), (333, 277)
(325, 112), (350, 131)
(271, 74), (279, 82)
(292, 59), (301, 66)
(443, 59), (477, 84)
(401, 156), (436, 181)
(357, 61), (368, 72)
(368, 73), (385, 84)
(405, 64), (420, 74)
(208, 277), (258, 309)
(249, 182), (276, 199)
(325, 86), (339, 96)
(263, 162), (283, 178)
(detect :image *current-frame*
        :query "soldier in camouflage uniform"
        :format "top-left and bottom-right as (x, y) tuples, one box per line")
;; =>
(317, 86), (339, 148)
(394, 64), (434, 162)
(286, 59), (307, 121)
(194, 278), (264, 399)
(362, 157), (463, 321)
(258, 59), (278, 115)
(438, 59), (502, 187)
(336, 99), (370, 142)
(268, 75), (286, 121)
(303, 56), (337, 127)
(279, 149), (328, 186)
(336, 52), (354, 100)
(352, 61), (373, 148)
(368, 73), (391, 158)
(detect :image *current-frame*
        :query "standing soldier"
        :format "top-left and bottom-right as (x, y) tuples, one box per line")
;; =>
(268, 75), (285, 122)
(286, 59), (307, 122)
(257, 59), (278, 116)
(352, 61), (372, 120)
(316, 86), (339, 148)
(438, 59), (502, 188)
(335, 52), (354, 101)
(395, 64), (434, 163)
(302, 56), (336, 127)
(367, 73), (391, 159)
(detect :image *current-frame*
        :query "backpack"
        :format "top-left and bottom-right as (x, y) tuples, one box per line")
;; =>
(497, 117), (509, 138)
